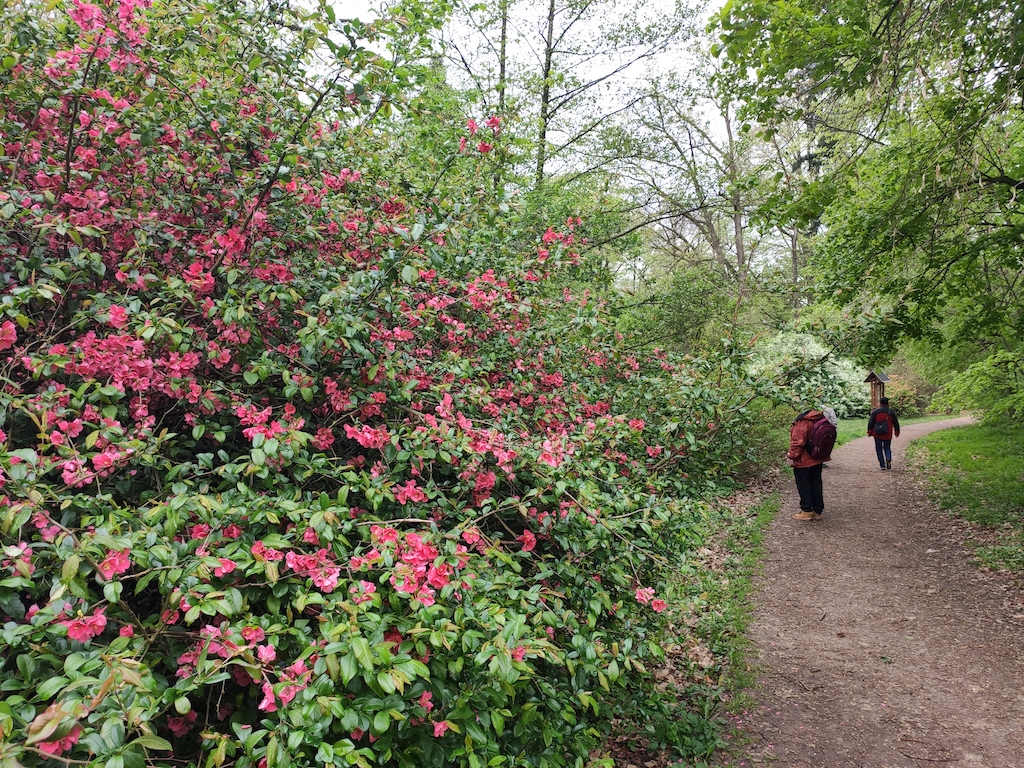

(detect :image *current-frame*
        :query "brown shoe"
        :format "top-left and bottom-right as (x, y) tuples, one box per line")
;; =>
(791, 511), (816, 521)
(811, 512), (823, 521)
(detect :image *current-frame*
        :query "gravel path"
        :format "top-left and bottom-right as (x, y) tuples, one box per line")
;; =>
(734, 418), (1024, 767)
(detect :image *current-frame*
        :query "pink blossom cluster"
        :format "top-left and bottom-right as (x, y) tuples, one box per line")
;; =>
(61, 606), (107, 642)
(634, 586), (667, 613)
(284, 548), (341, 592)
(344, 422), (390, 449)
(356, 526), (468, 608)
(258, 658), (312, 713)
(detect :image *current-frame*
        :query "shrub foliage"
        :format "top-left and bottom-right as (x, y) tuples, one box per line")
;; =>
(0, 2), (773, 767)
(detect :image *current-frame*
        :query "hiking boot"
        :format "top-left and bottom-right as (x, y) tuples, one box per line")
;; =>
(811, 512), (823, 521)
(791, 511), (816, 521)
(886, 459), (892, 469)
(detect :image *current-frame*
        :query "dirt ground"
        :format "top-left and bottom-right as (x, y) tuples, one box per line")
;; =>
(723, 417), (1024, 767)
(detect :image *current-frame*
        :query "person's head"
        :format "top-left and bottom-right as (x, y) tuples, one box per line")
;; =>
(880, 397), (889, 406)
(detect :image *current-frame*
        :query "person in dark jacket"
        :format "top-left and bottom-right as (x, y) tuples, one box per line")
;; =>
(786, 407), (836, 521)
(867, 397), (901, 470)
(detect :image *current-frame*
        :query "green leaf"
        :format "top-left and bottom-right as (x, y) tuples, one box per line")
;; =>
(130, 735), (173, 751)
(350, 637), (373, 672)
(339, 652), (358, 684)
(372, 710), (390, 735)
(61, 555), (80, 583)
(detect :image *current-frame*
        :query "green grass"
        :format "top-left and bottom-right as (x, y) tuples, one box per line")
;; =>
(907, 420), (1024, 571)
(659, 492), (779, 767)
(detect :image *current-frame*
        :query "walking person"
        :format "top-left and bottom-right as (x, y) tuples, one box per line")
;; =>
(787, 407), (837, 521)
(867, 397), (900, 469)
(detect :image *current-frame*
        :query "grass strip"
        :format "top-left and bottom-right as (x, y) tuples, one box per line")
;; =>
(907, 420), (1024, 571)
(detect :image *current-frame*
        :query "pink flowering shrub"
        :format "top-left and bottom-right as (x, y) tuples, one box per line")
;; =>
(0, 2), (772, 767)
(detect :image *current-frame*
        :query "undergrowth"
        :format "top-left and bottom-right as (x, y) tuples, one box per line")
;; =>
(642, 487), (779, 767)
(907, 420), (1024, 571)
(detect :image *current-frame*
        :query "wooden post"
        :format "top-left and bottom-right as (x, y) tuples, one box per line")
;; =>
(864, 371), (890, 410)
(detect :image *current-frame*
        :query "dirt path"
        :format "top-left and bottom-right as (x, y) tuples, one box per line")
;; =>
(732, 418), (1024, 767)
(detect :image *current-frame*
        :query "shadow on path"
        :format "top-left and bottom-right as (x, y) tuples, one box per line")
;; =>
(735, 418), (1024, 767)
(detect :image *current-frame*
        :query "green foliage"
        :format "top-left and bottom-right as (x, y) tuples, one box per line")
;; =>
(881, 374), (926, 419)
(932, 350), (1024, 423)
(747, 333), (870, 418)
(615, 267), (733, 355)
(710, 0), (1024, 384)
(0, 2), (779, 767)
(908, 421), (1024, 571)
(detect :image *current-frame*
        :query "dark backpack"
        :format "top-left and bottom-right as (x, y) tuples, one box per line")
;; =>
(793, 411), (836, 462)
(873, 411), (891, 437)
(807, 417), (836, 461)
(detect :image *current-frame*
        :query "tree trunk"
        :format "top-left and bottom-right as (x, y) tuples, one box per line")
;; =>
(536, 0), (556, 188)
(497, 0), (508, 114)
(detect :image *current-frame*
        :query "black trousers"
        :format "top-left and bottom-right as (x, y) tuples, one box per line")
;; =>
(793, 464), (824, 513)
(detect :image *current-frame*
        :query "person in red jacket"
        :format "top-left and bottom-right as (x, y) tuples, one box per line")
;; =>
(867, 397), (901, 470)
(786, 407), (836, 521)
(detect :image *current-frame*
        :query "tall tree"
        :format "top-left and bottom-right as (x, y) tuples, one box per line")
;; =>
(442, 0), (696, 187)
(711, 0), (1024, 364)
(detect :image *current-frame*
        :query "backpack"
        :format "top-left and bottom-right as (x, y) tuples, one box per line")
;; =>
(807, 417), (836, 461)
(873, 410), (892, 437)
(793, 410), (836, 462)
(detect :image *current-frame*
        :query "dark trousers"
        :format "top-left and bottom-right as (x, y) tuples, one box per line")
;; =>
(793, 464), (824, 513)
(874, 438), (892, 467)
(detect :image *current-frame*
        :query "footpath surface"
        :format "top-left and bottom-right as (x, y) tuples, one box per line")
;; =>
(732, 418), (1024, 767)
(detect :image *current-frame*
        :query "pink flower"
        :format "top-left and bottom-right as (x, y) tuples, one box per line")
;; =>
(167, 710), (197, 737)
(370, 526), (399, 545)
(344, 423), (390, 449)
(349, 580), (376, 604)
(628, 419), (645, 431)
(68, 1), (103, 31)
(98, 548), (131, 579)
(312, 427), (335, 450)
(394, 479), (427, 505)
(108, 305), (128, 328)
(433, 720), (449, 738)
(213, 558), (236, 577)
(251, 541), (284, 561)
(119, 625), (134, 637)
(257, 644), (276, 663)
(635, 587), (655, 605)
(38, 724), (81, 755)
(242, 626), (265, 644)
(466, 118), (479, 135)
(418, 691), (434, 712)
(485, 115), (501, 134)
(517, 530), (536, 552)
(258, 681), (277, 712)
(511, 645), (526, 661)
(477, 141), (493, 153)
(651, 599), (667, 613)
(0, 320), (17, 351)
(63, 607), (107, 642)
